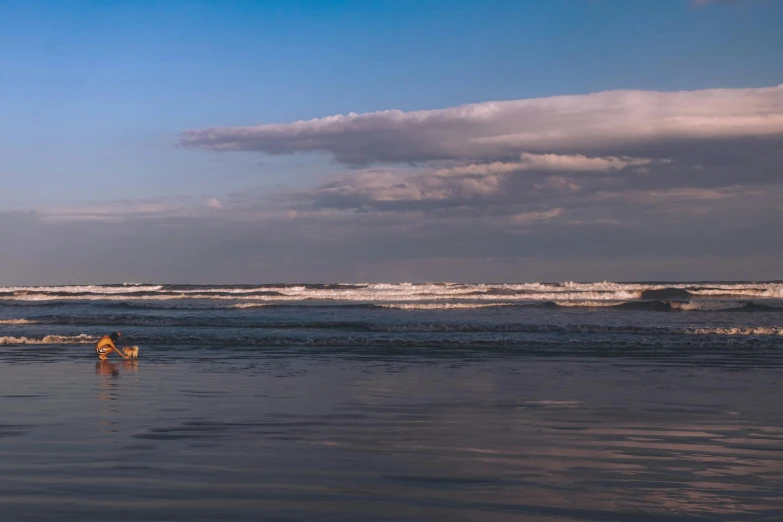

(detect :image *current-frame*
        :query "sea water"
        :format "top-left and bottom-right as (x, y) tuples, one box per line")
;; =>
(0, 282), (782, 520)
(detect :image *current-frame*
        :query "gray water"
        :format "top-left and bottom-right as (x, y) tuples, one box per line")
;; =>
(1, 282), (782, 520)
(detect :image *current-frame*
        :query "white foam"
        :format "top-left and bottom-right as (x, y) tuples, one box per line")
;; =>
(0, 319), (36, 324)
(1, 282), (781, 305)
(686, 327), (783, 336)
(557, 281), (783, 293)
(553, 300), (627, 308)
(0, 289), (643, 302)
(689, 288), (783, 298)
(0, 334), (96, 345)
(1, 285), (164, 294)
(379, 303), (518, 310)
(670, 300), (750, 311)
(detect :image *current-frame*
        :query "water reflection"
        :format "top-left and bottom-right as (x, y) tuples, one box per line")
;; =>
(95, 360), (120, 378)
(95, 359), (139, 378)
(95, 360), (139, 436)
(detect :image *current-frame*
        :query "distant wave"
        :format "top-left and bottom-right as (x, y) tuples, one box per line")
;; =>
(639, 288), (693, 300)
(382, 300), (783, 312)
(2, 298), (781, 312)
(115, 302), (379, 310)
(2, 282), (781, 304)
(2, 285), (164, 295)
(0, 289), (642, 302)
(555, 299), (783, 311)
(378, 303), (520, 310)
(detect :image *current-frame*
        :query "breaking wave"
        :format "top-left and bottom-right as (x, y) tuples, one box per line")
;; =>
(1, 282), (781, 351)
(2, 282), (781, 305)
(380, 300), (783, 312)
(0, 290), (642, 302)
(379, 303), (520, 310)
(669, 300), (757, 311)
(2, 299), (779, 312)
(0, 334), (96, 345)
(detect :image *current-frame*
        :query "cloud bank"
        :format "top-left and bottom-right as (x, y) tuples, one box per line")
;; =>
(175, 84), (783, 281)
(180, 85), (783, 164)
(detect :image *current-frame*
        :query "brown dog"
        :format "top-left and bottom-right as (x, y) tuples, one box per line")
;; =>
(123, 346), (139, 359)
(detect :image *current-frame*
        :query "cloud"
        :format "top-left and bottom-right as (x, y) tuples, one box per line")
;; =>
(179, 85), (783, 164)
(510, 208), (564, 226)
(296, 153), (656, 213)
(301, 167), (505, 212)
(206, 198), (223, 210)
(434, 153), (653, 177)
(39, 196), (226, 223)
(5, 184), (781, 283)
(179, 85), (783, 227)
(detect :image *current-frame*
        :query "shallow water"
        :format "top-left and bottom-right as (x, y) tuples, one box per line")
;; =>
(1, 349), (782, 521)
(1, 282), (782, 520)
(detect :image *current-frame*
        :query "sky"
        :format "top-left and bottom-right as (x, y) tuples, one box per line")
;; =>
(1, 0), (782, 284)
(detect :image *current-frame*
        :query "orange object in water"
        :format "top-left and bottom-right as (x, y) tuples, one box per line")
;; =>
(95, 333), (128, 360)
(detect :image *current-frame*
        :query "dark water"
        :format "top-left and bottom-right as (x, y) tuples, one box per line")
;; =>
(1, 282), (782, 521)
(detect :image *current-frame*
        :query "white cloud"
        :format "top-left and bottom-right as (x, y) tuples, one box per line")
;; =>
(510, 208), (564, 225)
(39, 198), (204, 223)
(306, 168), (504, 209)
(435, 153), (653, 177)
(591, 187), (734, 205)
(206, 198), (223, 210)
(179, 85), (783, 164)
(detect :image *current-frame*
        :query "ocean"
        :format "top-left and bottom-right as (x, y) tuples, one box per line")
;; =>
(1, 281), (782, 521)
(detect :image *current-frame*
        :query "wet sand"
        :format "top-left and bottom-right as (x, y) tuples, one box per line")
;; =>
(1, 348), (782, 521)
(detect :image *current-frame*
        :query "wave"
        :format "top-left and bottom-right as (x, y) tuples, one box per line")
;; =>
(639, 288), (693, 300)
(555, 281), (783, 294)
(0, 334), (96, 345)
(689, 288), (783, 298)
(1, 314), (381, 330)
(378, 303), (520, 310)
(0, 290), (643, 302)
(114, 302), (379, 310)
(2, 284), (164, 295)
(3, 317), (782, 336)
(2, 332), (781, 349)
(2, 298), (780, 312)
(1, 282), (782, 304)
(549, 300), (631, 308)
(554, 299), (783, 311)
(384, 300), (783, 312)
(668, 300), (757, 311)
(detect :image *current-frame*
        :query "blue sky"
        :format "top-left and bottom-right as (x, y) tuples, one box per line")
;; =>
(1, 0), (782, 283)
